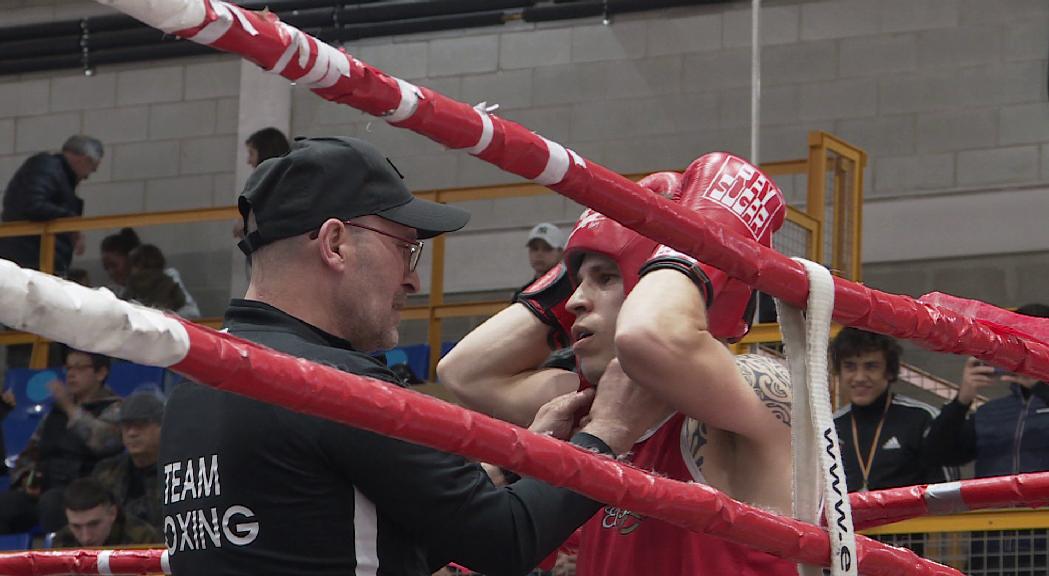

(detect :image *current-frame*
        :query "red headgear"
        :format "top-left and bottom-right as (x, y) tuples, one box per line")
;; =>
(563, 172), (683, 295)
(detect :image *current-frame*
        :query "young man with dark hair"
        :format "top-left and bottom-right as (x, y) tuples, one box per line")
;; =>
(52, 477), (160, 548)
(0, 349), (123, 533)
(831, 328), (951, 492)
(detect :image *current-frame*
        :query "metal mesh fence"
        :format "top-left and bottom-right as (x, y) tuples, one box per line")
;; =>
(873, 529), (1049, 575)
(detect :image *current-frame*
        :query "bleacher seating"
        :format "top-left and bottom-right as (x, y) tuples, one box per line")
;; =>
(0, 531), (31, 551)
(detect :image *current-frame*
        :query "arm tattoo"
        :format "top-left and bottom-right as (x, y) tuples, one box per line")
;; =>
(684, 417), (708, 471)
(735, 354), (792, 427)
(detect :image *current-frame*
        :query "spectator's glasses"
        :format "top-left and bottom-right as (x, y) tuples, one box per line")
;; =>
(64, 362), (95, 374)
(310, 220), (424, 272)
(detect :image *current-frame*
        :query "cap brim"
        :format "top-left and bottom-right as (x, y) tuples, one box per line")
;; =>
(377, 196), (470, 239)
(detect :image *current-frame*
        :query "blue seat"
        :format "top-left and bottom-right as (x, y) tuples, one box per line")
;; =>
(0, 531), (31, 551)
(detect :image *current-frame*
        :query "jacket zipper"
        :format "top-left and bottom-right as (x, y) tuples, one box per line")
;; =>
(1012, 395), (1032, 474)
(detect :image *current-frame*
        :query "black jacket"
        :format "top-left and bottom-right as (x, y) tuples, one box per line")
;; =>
(0, 152), (83, 273)
(925, 383), (1049, 478)
(834, 391), (952, 492)
(160, 299), (610, 576)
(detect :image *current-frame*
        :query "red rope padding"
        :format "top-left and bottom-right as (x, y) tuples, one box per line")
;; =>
(850, 472), (1049, 530)
(145, 0), (1049, 382)
(166, 320), (958, 576)
(0, 549), (164, 575)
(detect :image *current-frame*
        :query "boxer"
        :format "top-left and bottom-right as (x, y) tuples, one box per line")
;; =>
(439, 153), (795, 575)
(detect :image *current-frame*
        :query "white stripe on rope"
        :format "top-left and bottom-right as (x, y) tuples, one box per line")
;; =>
(0, 259), (190, 367)
(97, 550), (113, 576)
(187, 1), (235, 45)
(385, 78), (422, 123)
(925, 481), (968, 515)
(534, 138), (570, 186)
(95, 0), (206, 33)
(161, 550), (172, 575)
(778, 259), (857, 576)
(468, 108), (494, 155)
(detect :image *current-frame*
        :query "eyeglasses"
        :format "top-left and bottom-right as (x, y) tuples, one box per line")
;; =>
(310, 220), (424, 272)
(64, 363), (95, 373)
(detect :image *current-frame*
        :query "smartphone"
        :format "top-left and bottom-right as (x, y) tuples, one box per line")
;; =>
(974, 360), (1008, 376)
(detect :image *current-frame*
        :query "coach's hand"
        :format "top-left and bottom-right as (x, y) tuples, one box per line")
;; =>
(582, 359), (673, 455)
(530, 387), (595, 440)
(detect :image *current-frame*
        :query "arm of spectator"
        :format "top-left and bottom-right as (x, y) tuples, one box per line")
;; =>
(1032, 381), (1049, 405)
(921, 397), (977, 467)
(67, 401), (123, 455)
(437, 303), (579, 427)
(0, 389), (14, 420)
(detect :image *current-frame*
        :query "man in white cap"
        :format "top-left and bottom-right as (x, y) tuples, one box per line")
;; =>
(514, 223), (565, 301)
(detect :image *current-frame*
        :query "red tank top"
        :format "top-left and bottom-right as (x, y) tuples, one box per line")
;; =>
(575, 413), (796, 576)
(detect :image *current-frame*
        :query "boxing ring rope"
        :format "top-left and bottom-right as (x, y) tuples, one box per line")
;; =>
(0, 549), (167, 576)
(0, 263), (953, 576)
(0, 0), (1042, 574)
(850, 472), (1049, 531)
(91, 0), (1049, 383)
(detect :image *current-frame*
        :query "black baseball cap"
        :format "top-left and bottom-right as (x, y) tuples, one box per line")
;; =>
(238, 137), (469, 255)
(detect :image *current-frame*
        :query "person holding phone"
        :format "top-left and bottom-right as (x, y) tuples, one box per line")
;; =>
(925, 303), (1049, 477)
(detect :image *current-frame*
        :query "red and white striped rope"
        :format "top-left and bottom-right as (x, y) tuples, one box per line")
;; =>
(850, 471), (1049, 530)
(0, 549), (167, 575)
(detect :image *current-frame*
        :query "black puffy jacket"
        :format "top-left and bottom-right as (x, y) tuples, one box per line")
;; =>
(0, 152), (83, 273)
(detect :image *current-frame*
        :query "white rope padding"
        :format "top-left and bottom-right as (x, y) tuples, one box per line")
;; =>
(385, 78), (422, 123)
(467, 108), (494, 155)
(96, 550), (113, 576)
(778, 259), (857, 576)
(534, 138), (570, 186)
(161, 550), (172, 575)
(95, 0), (206, 34)
(0, 259), (190, 367)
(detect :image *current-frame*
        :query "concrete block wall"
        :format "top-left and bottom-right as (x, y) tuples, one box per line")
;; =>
(0, 54), (242, 316)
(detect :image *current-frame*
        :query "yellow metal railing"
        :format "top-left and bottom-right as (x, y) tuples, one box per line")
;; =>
(862, 508), (1049, 573)
(0, 131), (866, 376)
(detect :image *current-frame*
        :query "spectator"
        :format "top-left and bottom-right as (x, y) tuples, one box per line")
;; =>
(245, 127), (291, 169)
(100, 228), (200, 318)
(123, 244), (186, 313)
(92, 391), (164, 532)
(512, 223), (565, 302)
(236, 128), (293, 243)
(926, 303), (1049, 477)
(52, 477), (160, 548)
(0, 388), (14, 476)
(831, 328), (951, 492)
(0, 135), (102, 276)
(65, 268), (91, 287)
(0, 349), (122, 533)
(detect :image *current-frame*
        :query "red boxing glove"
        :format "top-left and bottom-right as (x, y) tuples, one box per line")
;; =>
(514, 262), (575, 349)
(640, 153), (785, 342)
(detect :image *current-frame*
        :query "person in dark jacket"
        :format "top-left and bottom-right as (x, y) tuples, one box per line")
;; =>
(52, 477), (160, 548)
(0, 349), (122, 533)
(925, 303), (1049, 477)
(92, 391), (164, 532)
(0, 388), (15, 477)
(831, 328), (952, 493)
(0, 135), (103, 275)
(160, 137), (667, 576)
